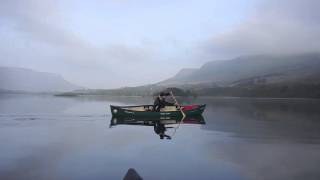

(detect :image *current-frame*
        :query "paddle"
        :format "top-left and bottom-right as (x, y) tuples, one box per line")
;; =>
(170, 91), (186, 119)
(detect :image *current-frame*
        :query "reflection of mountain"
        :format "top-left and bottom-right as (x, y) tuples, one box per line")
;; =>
(0, 94), (77, 115)
(198, 98), (320, 143)
(0, 67), (81, 92)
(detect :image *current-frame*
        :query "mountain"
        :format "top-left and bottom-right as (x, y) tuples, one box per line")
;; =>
(0, 67), (82, 92)
(55, 53), (320, 98)
(159, 53), (320, 87)
(159, 68), (198, 85)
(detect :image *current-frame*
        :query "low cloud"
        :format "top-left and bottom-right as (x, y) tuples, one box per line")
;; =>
(201, 0), (320, 59)
(2, 0), (319, 88)
(0, 0), (153, 64)
(0, 0), (161, 88)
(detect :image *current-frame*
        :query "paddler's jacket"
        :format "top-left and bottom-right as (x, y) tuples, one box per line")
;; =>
(153, 96), (174, 112)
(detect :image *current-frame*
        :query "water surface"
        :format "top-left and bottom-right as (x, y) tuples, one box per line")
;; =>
(1, 94), (320, 180)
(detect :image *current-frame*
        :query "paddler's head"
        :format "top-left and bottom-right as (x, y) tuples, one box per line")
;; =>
(159, 92), (166, 100)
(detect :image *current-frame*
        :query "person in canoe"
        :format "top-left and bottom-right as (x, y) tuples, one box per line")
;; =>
(153, 92), (175, 112)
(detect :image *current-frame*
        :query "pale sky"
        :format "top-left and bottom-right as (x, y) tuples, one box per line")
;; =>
(1, 0), (319, 88)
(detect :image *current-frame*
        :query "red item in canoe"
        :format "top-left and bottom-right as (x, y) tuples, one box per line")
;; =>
(181, 105), (199, 111)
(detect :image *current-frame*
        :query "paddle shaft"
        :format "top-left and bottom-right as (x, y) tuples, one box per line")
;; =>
(170, 91), (186, 118)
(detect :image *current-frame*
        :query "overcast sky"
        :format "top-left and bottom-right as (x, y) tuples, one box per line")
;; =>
(1, 0), (319, 88)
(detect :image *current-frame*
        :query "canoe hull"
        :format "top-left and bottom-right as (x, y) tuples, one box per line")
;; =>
(110, 104), (206, 117)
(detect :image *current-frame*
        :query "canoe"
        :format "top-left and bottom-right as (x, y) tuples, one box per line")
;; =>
(110, 104), (206, 117)
(110, 115), (205, 127)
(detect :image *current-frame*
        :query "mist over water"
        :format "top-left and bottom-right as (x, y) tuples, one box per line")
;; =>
(1, 94), (320, 180)
(2, 0), (320, 88)
(1, 1), (320, 179)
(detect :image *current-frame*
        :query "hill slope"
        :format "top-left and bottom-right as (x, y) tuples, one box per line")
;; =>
(54, 53), (320, 98)
(0, 67), (82, 92)
(159, 53), (320, 86)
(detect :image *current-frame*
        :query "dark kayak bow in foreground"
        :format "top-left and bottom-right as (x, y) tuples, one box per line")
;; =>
(110, 104), (206, 117)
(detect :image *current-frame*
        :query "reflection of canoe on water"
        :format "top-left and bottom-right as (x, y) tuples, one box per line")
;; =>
(110, 115), (205, 140)
(110, 115), (205, 127)
(110, 104), (206, 117)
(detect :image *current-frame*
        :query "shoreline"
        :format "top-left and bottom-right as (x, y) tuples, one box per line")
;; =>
(2, 92), (319, 100)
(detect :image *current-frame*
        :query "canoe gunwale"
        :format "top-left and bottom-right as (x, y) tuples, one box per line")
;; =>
(110, 104), (206, 117)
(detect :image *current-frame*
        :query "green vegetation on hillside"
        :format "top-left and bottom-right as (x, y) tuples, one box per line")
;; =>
(55, 53), (320, 99)
(193, 83), (320, 98)
(152, 87), (196, 97)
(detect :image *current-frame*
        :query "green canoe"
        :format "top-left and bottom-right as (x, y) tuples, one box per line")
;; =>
(110, 104), (206, 117)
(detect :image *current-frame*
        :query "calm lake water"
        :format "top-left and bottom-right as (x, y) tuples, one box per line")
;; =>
(1, 94), (320, 180)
